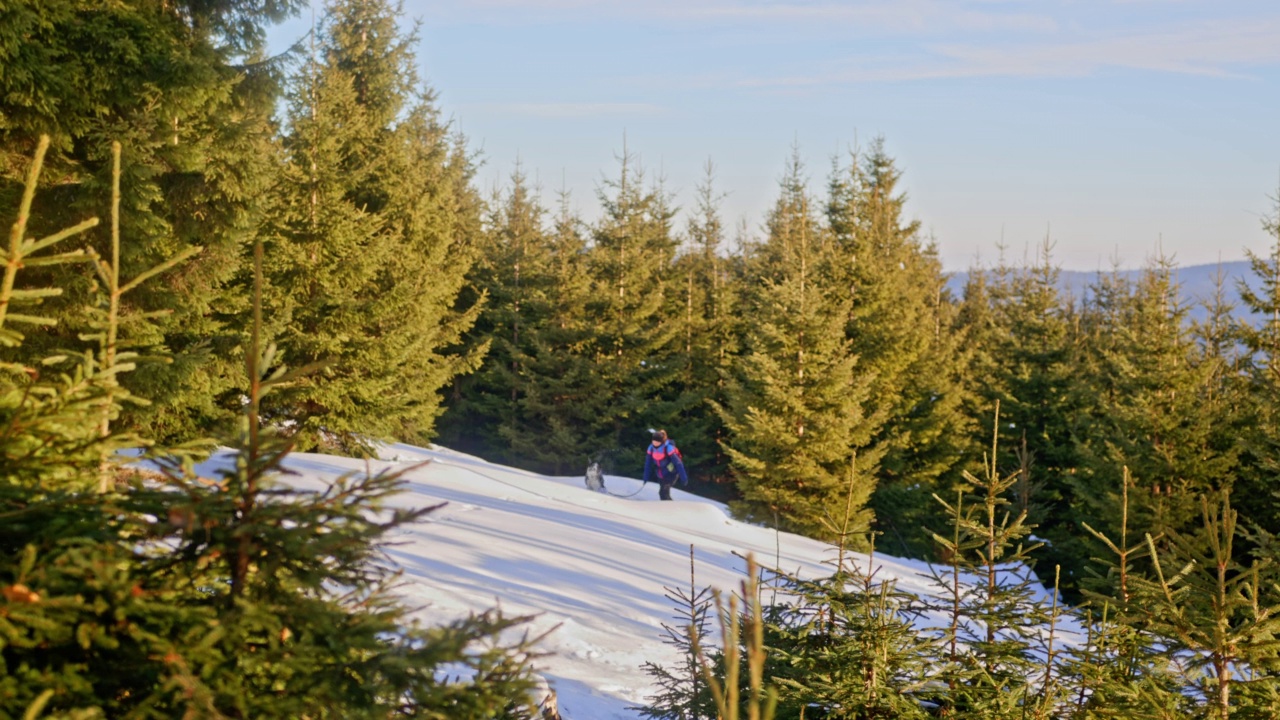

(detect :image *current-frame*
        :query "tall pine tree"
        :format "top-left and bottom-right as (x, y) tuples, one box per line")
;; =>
(1234, 190), (1280, 535)
(967, 240), (1082, 590)
(824, 139), (972, 557)
(259, 0), (484, 453)
(440, 172), (607, 473)
(584, 148), (682, 466)
(1068, 254), (1235, 588)
(720, 152), (880, 541)
(0, 0), (304, 442)
(670, 161), (740, 486)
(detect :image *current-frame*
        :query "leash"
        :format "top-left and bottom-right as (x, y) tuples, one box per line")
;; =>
(602, 482), (648, 499)
(406, 454), (653, 502)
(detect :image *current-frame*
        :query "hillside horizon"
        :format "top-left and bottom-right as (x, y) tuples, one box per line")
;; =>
(946, 259), (1265, 324)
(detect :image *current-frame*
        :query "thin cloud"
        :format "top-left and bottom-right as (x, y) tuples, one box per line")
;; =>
(737, 15), (1280, 85)
(418, 0), (1058, 34)
(667, 1), (1057, 34)
(937, 17), (1280, 76)
(482, 102), (666, 118)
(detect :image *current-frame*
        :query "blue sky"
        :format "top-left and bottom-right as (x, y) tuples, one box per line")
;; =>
(268, 1), (1280, 271)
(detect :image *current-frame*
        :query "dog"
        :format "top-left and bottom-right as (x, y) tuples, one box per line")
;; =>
(584, 461), (605, 492)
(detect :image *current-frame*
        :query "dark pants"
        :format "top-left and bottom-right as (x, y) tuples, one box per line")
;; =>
(659, 481), (674, 501)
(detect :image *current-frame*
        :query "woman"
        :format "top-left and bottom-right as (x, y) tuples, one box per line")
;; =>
(643, 429), (688, 501)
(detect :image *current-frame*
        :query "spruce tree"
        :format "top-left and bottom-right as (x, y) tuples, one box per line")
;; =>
(440, 172), (606, 474)
(259, 0), (484, 453)
(669, 161), (740, 486)
(2, 138), (543, 720)
(500, 188), (609, 473)
(1069, 255), (1235, 584)
(696, 556), (779, 720)
(0, 0), (302, 442)
(923, 405), (1055, 719)
(133, 243), (541, 718)
(638, 545), (717, 720)
(1134, 492), (1280, 717)
(720, 152), (881, 541)
(824, 140), (972, 559)
(0, 136), (110, 488)
(970, 241), (1082, 592)
(1234, 191), (1280, 535)
(583, 149), (682, 465)
(1067, 469), (1193, 719)
(761, 473), (935, 719)
(438, 166), (551, 460)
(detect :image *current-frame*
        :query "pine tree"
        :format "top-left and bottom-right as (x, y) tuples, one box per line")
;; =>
(669, 161), (739, 486)
(924, 405), (1054, 719)
(0, 0), (302, 442)
(1068, 255), (1235, 585)
(720, 152), (881, 541)
(502, 188), (609, 473)
(583, 148), (682, 465)
(0, 136), (110, 487)
(696, 555), (779, 720)
(440, 171), (606, 474)
(638, 545), (717, 720)
(1066, 468), (1193, 719)
(1234, 190), (1280, 535)
(259, 0), (484, 453)
(2, 138), (543, 719)
(971, 240), (1082, 593)
(1134, 491), (1280, 718)
(824, 140), (972, 559)
(438, 165), (551, 460)
(0, 149), (205, 708)
(761, 472), (935, 719)
(953, 265), (1002, 470)
(133, 242), (541, 717)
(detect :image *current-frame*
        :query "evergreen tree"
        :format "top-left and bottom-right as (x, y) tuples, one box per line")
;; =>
(438, 166), (552, 460)
(1191, 263), (1247, 423)
(583, 148), (682, 466)
(1067, 469), (1194, 719)
(1068, 255), (1235, 586)
(824, 140), (972, 558)
(761, 475), (935, 719)
(638, 545), (718, 720)
(670, 161), (740, 486)
(923, 405), (1055, 719)
(440, 172), (606, 474)
(0, 0), (302, 442)
(953, 264), (1003, 464)
(1134, 492), (1280, 717)
(697, 556), (779, 720)
(500, 189), (609, 473)
(259, 0), (484, 453)
(2, 144), (542, 717)
(720, 153), (881, 541)
(969, 241), (1082, 591)
(1234, 191), (1280, 535)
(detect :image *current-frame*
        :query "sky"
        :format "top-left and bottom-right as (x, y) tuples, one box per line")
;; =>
(240, 440), (1061, 719)
(267, 1), (1280, 271)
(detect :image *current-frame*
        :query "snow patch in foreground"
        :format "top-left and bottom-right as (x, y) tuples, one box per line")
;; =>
(214, 442), (1060, 720)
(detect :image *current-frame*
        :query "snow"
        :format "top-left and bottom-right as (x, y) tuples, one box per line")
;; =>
(229, 441), (1062, 719)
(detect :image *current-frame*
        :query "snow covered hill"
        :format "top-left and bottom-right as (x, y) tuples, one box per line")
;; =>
(260, 442), (1056, 719)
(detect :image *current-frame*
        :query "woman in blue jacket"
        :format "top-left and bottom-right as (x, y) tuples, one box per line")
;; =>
(644, 429), (688, 501)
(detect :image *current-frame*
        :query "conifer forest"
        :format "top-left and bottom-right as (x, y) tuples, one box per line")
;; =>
(4, 1), (1280, 718)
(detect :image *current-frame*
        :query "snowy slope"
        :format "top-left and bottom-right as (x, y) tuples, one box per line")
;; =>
(260, 443), (1058, 720)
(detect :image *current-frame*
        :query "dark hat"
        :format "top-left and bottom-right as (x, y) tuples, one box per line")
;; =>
(652, 429), (667, 443)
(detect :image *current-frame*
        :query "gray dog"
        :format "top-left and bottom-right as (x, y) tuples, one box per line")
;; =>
(584, 462), (605, 492)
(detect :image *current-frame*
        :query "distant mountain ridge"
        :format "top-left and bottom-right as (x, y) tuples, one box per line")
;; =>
(945, 260), (1267, 325)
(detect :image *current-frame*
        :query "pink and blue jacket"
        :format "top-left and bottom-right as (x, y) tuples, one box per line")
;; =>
(644, 440), (688, 485)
